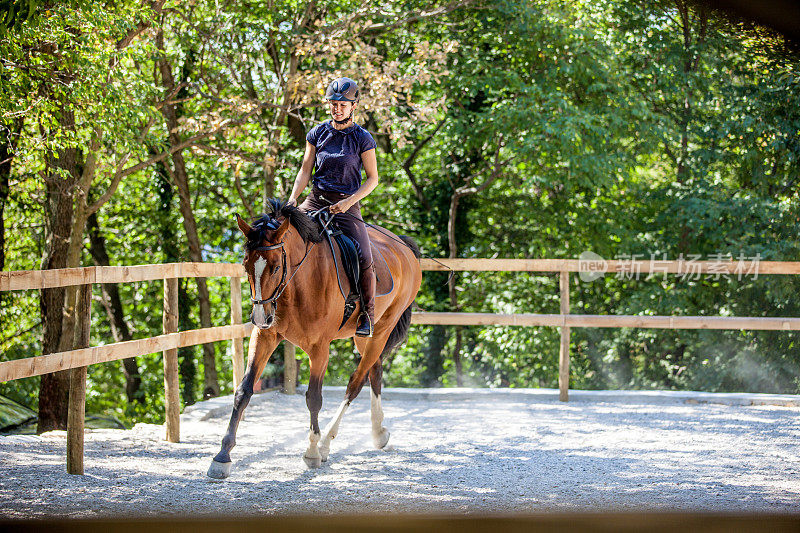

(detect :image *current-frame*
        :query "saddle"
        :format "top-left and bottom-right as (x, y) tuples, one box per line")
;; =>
(312, 209), (394, 330)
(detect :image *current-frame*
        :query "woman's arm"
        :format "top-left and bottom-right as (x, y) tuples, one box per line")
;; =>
(330, 148), (379, 214)
(287, 141), (316, 206)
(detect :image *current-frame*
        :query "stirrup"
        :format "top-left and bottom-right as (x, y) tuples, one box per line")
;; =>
(355, 312), (373, 338)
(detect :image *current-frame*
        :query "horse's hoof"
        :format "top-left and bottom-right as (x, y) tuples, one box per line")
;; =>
(207, 460), (232, 479)
(303, 454), (322, 469)
(319, 446), (330, 462)
(373, 428), (390, 449)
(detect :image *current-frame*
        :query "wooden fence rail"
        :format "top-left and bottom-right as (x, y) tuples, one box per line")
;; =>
(0, 263), (244, 291)
(2, 258), (798, 474)
(410, 312), (800, 330)
(0, 324), (252, 382)
(418, 258), (800, 274)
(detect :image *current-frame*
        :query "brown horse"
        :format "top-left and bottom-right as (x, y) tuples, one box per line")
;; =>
(208, 199), (421, 478)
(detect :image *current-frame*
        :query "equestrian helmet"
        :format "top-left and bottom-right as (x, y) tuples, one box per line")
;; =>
(325, 77), (360, 102)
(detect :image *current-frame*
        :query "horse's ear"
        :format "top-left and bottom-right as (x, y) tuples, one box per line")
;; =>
(236, 213), (251, 236)
(274, 216), (291, 241)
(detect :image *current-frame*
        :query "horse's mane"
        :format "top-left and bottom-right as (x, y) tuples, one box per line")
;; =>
(245, 198), (323, 250)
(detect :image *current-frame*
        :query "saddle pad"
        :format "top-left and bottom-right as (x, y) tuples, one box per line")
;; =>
(333, 235), (393, 297)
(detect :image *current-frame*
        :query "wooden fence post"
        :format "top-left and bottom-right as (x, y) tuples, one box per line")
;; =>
(67, 283), (91, 475)
(163, 277), (180, 443)
(559, 271), (570, 402)
(230, 277), (244, 390)
(283, 342), (296, 394)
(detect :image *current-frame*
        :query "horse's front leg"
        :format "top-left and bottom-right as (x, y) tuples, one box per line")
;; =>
(208, 327), (281, 479)
(302, 344), (329, 469)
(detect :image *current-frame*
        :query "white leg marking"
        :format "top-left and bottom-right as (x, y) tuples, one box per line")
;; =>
(371, 389), (390, 449)
(303, 429), (322, 469)
(319, 400), (350, 462)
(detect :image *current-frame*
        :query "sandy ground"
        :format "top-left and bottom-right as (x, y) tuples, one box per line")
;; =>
(1, 387), (799, 519)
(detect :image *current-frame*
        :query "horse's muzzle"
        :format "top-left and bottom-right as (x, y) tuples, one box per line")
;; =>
(250, 303), (276, 330)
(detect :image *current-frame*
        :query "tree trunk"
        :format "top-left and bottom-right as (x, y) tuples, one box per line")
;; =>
(178, 278), (198, 404)
(674, 0), (708, 183)
(448, 191), (464, 386)
(156, 33), (220, 398)
(421, 325), (448, 387)
(87, 211), (143, 403)
(452, 326), (464, 387)
(445, 140), (503, 387)
(154, 154), (198, 405)
(38, 109), (79, 433)
(263, 52), (299, 207)
(33, 4), (164, 431)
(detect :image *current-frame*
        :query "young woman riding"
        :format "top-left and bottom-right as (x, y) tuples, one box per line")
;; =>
(287, 76), (378, 337)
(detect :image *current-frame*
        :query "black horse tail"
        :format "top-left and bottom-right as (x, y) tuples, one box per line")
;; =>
(380, 235), (420, 357)
(398, 234), (421, 259)
(381, 304), (412, 358)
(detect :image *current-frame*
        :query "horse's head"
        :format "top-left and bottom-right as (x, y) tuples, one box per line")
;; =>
(237, 208), (292, 330)
(237, 199), (324, 329)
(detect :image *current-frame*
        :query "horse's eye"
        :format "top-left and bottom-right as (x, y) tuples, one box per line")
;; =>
(272, 266), (280, 275)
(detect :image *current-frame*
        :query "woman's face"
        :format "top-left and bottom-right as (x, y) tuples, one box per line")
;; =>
(328, 100), (355, 122)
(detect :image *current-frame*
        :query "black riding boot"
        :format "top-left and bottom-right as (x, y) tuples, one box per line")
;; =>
(356, 263), (376, 337)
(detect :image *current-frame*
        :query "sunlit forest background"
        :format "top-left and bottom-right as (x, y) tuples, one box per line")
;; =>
(1, 0), (799, 429)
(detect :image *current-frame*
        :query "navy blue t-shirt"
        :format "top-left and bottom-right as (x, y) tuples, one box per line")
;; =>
(306, 120), (377, 195)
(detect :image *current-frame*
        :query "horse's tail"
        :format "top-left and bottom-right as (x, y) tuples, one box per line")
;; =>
(380, 234), (420, 358)
(398, 234), (421, 259)
(381, 303), (413, 358)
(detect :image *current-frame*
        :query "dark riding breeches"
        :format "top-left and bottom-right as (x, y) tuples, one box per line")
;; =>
(298, 187), (373, 271)
(298, 186), (377, 329)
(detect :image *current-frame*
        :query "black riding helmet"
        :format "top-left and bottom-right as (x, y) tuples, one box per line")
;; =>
(325, 77), (360, 102)
(326, 77), (359, 125)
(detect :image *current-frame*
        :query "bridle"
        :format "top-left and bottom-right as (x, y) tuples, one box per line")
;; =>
(246, 208), (334, 329)
(248, 242), (288, 325)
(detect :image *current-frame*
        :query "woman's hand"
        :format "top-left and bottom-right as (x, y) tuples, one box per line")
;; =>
(286, 198), (297, 208)
(329, 199), (353, 214)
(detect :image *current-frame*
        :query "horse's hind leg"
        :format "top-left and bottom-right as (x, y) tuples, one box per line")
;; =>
(208, 328), (281, 479)
(368, 360), (390, 449)
(318, 335), (389, 461)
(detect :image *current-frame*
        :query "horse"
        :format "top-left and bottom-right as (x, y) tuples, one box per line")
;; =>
(208, 198), (422, 478)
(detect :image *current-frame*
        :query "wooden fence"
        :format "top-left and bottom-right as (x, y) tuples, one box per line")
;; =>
(2, 258), (800, 474)
(414, 258), (800, 402)
(1, 263), (252, 475)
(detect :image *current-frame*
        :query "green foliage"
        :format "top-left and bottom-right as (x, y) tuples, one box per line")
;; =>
(1, 0), (42, 33)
